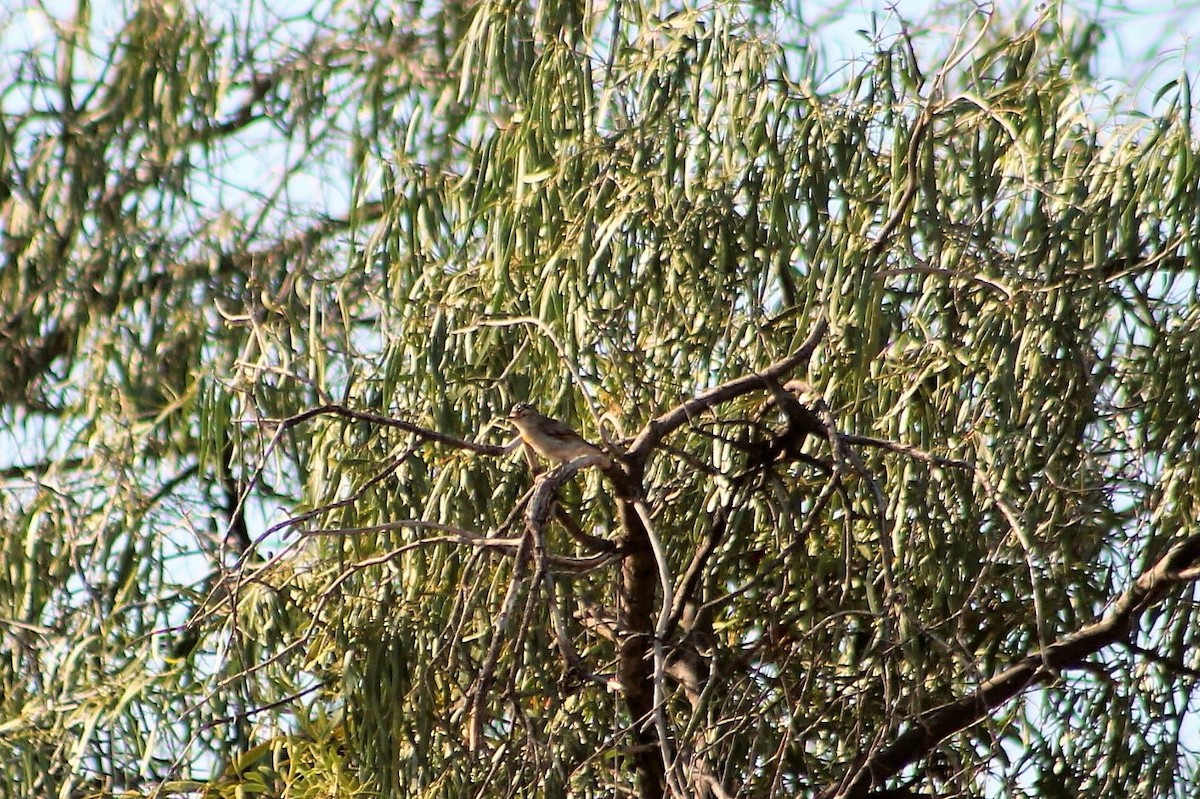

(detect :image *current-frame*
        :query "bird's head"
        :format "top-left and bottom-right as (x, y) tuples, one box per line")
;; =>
(508, 403), (535, 421)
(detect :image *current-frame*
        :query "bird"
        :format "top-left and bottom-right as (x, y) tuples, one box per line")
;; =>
(507, 403), (611, 466)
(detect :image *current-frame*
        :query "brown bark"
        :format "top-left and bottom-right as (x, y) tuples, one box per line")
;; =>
(613, 463), (665, 799)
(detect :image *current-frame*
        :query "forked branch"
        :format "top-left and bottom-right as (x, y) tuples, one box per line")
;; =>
(624, 318), (828, 464)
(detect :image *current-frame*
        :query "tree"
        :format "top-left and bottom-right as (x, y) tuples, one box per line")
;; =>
(3, 0), (1200, 797)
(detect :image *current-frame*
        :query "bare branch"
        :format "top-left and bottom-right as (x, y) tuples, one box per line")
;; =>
(825, 531), (1200, 799)
(254, 403), (509, 456)
(625, 317), (829, 464)
(842, 434), (972, 471)
(469, 530), (533, 753)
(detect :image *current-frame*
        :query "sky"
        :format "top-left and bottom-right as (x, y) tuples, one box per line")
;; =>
(826, 1), (1200, 106)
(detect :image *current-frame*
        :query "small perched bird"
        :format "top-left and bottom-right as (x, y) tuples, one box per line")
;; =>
(508, 403), (610, 465)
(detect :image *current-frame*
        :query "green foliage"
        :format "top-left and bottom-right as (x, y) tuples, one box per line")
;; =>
(2, 1), (1200, 798)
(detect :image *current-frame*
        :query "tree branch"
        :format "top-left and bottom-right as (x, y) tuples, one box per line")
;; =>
(624, 317), (828, 464)
(824, 531), (1200, 799)
(256, 404), (509, 456)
